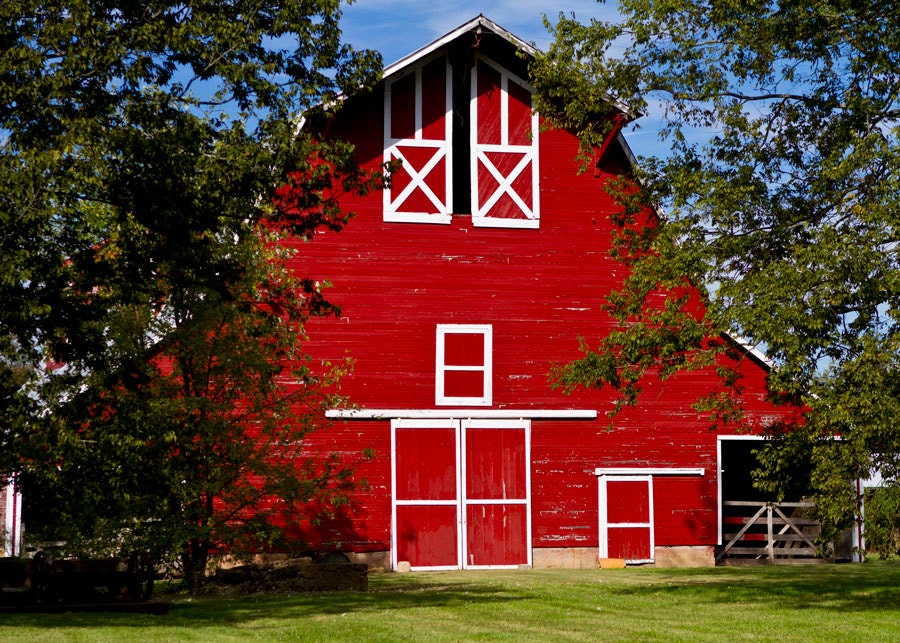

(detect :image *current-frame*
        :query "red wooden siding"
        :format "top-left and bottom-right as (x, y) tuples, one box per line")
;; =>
(287, 35), (795, 562)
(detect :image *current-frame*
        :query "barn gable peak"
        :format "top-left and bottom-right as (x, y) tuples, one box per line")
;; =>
(381, 15), (541, 228)
(382, 15), (536, 82)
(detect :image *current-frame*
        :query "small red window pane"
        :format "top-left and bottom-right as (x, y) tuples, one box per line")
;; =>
(444, 370), (485, 399)
(476, 61), (502, 146)
(507, 80), (532, 146)
(420, 58), (446, 141)
(396, 428), (457, 501)
(444, 333), (484, 366)
(607, 527), (652, 561)
(607, 480), (651, 523)
(390, 73), (416, 140)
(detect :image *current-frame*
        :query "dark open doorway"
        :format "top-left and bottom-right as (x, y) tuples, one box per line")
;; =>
(720, 438), (776, 503)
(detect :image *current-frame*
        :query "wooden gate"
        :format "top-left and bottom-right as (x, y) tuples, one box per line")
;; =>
(717, 501), (824, 564)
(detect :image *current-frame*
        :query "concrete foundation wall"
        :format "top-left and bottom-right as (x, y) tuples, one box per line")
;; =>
(355, 546), (714, 571)
(531, 546), (715, 569)
(532, 547), (599, 569)
(652, 546), (715, 567)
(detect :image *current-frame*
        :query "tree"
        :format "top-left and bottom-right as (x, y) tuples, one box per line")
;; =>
(531, 1), (900, 537)
(1, 0), (382, 587)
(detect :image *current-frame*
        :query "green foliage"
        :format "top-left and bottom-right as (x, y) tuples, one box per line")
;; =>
(864, 486), (900, 558)
(533, 0), (900, 532)
(1, 0), (382, 589)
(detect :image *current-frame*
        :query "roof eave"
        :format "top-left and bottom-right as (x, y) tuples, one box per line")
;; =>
(382, 14), (537, 80)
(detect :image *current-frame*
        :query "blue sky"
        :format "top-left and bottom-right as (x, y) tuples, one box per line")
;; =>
(339, 2), (668, 159)
(340, 1), (618, 65)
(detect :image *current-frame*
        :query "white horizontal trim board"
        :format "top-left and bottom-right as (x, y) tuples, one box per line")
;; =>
(395, 499), (457, 506)
(327, 408), (597, 419)
(594, 467), (705, 477)
(466, 498), (528, 505)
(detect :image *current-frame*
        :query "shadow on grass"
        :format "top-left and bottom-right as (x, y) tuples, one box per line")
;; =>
(0, 576), (533, 629)
(603, 562), (900, 612)
(3, 562), (900, 630)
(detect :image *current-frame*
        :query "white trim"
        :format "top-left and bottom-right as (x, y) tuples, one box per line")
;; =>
(383, 212), (453, 225)
(728, 334), (775, 369)
(594, 467), (705, 477)
(436, 324), (493, 406)
(382, 15), (537, 81)
(470, 54), (540, 228)
(4, 477), (21, 558)
(409, 565), (460, 572)
(717, 437), (722, 547)
(598, 475), (655, 564)
(471, 217), (540, 230)
(327, 408), (597, 419)
(464, 498), (528, 505)
(395, 499), (458, 506)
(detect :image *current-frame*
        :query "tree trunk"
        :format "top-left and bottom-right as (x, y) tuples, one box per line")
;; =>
(182, 536), (210, 593)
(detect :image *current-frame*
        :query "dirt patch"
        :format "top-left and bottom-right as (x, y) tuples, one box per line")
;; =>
(210, 560), (367, 594)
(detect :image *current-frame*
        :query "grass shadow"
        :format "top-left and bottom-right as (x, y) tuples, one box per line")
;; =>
(601, 561), (900, 612)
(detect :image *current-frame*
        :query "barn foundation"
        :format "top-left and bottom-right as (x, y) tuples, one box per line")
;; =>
(532, 547), (598, 569)
(652, 546), (715, 567)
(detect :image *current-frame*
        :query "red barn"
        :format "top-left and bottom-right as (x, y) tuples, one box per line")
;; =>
(291, 15), (794, 571)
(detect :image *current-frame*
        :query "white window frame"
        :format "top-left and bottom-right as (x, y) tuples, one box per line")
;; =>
(470, 54), (540, 229)
(383, 53), (453, 224)
(436, 324), (492, 406)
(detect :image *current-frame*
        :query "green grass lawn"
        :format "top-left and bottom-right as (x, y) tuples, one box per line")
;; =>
(2, 562), (899, 641)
